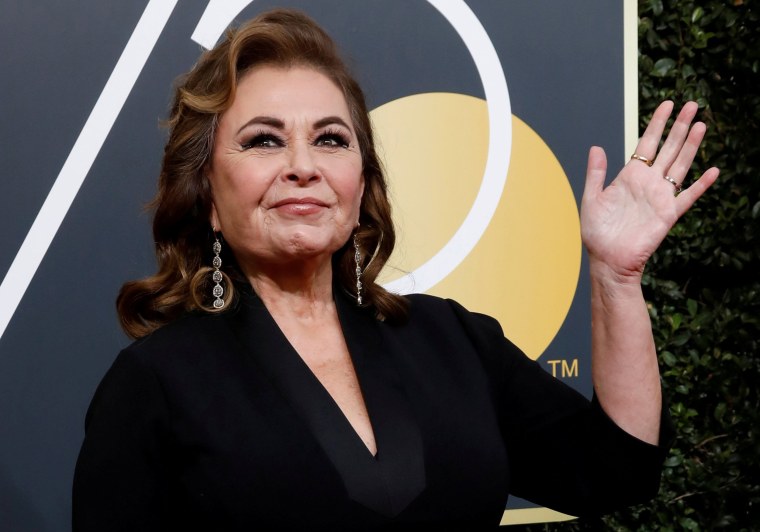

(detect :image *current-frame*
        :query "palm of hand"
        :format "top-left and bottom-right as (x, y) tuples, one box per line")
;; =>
(580, 101), (719, 281)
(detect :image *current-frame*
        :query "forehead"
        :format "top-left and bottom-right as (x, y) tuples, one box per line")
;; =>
(224, 65), (352, 125)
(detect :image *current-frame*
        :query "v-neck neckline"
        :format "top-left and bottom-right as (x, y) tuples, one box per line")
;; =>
(258, 291), (379, 459)
(228, 283), (426, 517)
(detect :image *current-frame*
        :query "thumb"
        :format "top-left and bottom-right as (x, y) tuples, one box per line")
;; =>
(583, 146), (607, 202)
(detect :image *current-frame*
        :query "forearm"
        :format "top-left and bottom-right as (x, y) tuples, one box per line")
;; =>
(581, 101), (716, 445)
(589, 260), (662, 445)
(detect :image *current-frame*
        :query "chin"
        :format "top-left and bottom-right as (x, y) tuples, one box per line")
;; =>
(282, 233), (344, 259)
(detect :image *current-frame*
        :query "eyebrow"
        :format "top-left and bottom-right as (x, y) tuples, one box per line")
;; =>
(236, 115), (353, 136)
(236, 116), (283, 135)
(314, 115), (352, 131)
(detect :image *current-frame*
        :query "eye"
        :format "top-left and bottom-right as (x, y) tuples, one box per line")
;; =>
(315, 131), (350, 149)
(241, 133), (283, 150)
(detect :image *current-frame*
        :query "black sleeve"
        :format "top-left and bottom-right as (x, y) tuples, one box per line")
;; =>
(447, 299), (675, 517)
(72, 349), (173, 531)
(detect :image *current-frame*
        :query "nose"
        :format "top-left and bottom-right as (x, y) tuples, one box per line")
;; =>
(285, 141), (319, 185)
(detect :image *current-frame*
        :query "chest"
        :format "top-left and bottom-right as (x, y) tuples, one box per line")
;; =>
(160, 301), (510, 528)
(274, 315), (378, 456)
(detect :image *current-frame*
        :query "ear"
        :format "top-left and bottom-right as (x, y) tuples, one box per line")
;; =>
(209, 201), (221, 232)
(357, 175), (366, 224)
(206, 166), (222, 232)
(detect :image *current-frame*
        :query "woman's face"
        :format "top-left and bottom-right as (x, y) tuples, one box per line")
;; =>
(208, 66), (364, 272)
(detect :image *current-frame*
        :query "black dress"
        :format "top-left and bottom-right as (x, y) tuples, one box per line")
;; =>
(73, 284), (673, 531)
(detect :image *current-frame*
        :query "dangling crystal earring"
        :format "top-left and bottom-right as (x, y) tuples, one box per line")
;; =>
(353, 234), (363, 306)
(211, 232), (224, 309)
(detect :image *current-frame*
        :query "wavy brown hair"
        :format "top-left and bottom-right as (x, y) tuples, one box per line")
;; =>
(117, 8), (408, 339)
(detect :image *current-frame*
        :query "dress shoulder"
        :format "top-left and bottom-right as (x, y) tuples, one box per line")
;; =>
(123, 311), (228, 362)
(402, 293), (527, 374)
(403, 293), (674, 516)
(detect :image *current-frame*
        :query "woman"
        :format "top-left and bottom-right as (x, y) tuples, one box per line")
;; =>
(73, 8), (718, 531)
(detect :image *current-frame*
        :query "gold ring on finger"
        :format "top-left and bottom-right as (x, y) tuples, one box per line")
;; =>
(630, 153), (654, 167)
(663, 175), (683, 196)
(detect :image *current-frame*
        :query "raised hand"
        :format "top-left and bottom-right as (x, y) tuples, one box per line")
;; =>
(580, 101), (719, 283)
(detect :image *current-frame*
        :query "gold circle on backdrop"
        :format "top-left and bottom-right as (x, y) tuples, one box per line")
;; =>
(372, 92), (581, 360)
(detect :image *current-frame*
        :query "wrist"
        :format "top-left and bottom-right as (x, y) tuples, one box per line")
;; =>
(588, 257), (644, 294)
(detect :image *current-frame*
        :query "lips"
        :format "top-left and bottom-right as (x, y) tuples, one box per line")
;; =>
(270, 197), (329, 215)
(270, 197), (328, 208)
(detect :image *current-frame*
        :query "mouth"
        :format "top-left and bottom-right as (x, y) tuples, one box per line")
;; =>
(270, 197), (329, 216)
(270, 197), (329, 208)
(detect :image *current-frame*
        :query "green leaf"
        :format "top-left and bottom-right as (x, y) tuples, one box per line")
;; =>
(671, 331), (692, 346)
(675, 384), (691, 394)
(715, 402), (727, 421)
(664, 455), (682, 467)
(652, 57), (676, 77)
(661, 350), (678, 367)
(681, 64), (697, 78)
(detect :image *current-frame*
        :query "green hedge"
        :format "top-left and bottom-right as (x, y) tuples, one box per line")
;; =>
(518, 1), (759, 530)
(624, 1), (758, 529)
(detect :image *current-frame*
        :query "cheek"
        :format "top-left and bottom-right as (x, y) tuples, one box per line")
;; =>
(353, 181), (365, 214)
(335, 158), (364, 208)
(338, 180), (364, 223)
(213, 164), (274, 209)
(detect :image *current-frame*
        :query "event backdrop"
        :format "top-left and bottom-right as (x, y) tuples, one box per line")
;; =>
(0, 1), (634, 528)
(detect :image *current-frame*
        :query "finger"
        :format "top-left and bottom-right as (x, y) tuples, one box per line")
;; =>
(632, 101), (675, 161)
(674, 167), (719, 217)
(652, 101), (699, 172)
(583, 146), (607, 202)
(663, 121), (707, 183)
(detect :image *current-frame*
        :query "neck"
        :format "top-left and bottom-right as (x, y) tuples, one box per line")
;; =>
(242, 257), (336, 319)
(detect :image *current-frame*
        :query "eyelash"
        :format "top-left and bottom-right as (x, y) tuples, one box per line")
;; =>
(316, 129), (350, 149)
(240, 129), (350, 150)
(240, 132), (283, 150)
